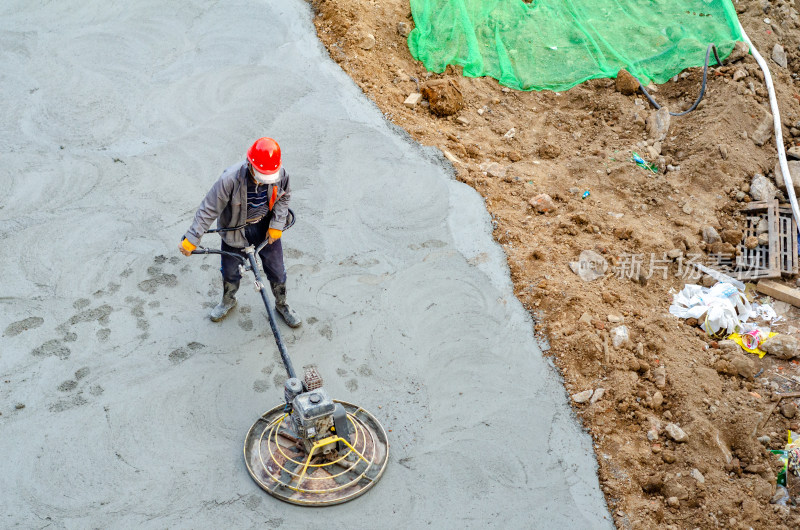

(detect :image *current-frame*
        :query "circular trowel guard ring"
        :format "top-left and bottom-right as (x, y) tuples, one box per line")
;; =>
(244, 400), (389, 506)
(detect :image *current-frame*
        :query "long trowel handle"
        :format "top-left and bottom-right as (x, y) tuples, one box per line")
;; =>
(245, 250), (297, 380)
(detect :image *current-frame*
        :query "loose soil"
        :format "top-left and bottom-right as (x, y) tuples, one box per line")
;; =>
(310, 0), (800, 527)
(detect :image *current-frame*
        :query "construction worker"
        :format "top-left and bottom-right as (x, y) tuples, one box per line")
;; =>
(179, 137), (301, 328)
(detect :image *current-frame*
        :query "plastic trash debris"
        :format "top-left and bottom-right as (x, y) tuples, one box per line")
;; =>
(729, 329), (777, 358)
(669, 282), (752, 338)
(582, 190), (590, 199)
(631, 152), (658, 173)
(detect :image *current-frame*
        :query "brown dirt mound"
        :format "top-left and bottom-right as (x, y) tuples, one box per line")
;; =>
(309, 0), (800, 527)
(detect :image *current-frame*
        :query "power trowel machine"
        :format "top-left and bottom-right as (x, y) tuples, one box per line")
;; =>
(190, 211), (388, 506)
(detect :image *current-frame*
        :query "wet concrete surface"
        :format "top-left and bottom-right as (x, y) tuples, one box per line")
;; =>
(0, 0), (611, 527)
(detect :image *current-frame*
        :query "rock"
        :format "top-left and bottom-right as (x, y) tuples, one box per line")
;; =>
(667, 496), (680, 508)
(719, 144), (729, 159)
(781, 402), (798, 419)
(708, 241), (737, 256)
(483, 162), (506, 178)
(654, 365), (667, 389)
(774, 160), (800, 196)
(508, 150), (522, 162)
(641, 474), (663, 493)
(717, 340), (741, 354)
(758, 435), (772, 445)
(750, 173), (778, 201)
(607, 314), (624, 323)
(572, 389), (593, 403)
(727, 41), (750, 63)
(397, 21), (410, 37)
(761, 334), (800, 360)
(771, 486), (790, 505)
(403, 92), (422, 107)
(455, 116), (470, 126)
(731, 354), (756, 379)
(647, 429), (659, 442)
(788, 145), (800, 160)
(421, 79), (464, 117)
(663, 480), (689, 500)
(756, 217), (769, 234)
(615, 69), (639, 95)
(359, 33), (376, 50)
(745, 235), (759, 249)
(610, 325), (629, 348)
(529, 193), (557, 213)
(735, 190), (746, 201)
(652, 391), (664, 409)
(773, 44), (788, 68)
(752, 108), (774, 146)
(665, 423), (688, 443)
(666, 249), (683, 260)
(702, 274), (716, 288)
(733, 69), (747, 81)
(691, 468), (705, 484)
(578, 312), (593, 325)
(662, 451), (676, 464)
(613, 227), (633, 240)
(702, 226), (721, 244)
(721, 229), (743, 246)
(569, 250), (608, 282)
(758, 233), (770, 246)
(646, 107), (671, 142)
(538, 142), (561, 159)
(503, 128), (516, 140)
(590, 388), (605, 403)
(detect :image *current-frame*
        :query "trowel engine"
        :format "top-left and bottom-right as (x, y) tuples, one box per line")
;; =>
(284, 369), (351, 455)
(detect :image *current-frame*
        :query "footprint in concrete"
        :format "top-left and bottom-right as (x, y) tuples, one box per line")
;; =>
(262, 363), (275, 375)
(169, 347), (190, 364)
(4, 316), (44, 337)
(421, 239), (447, 248)
(345, 379), (359, 391)
(75, 367), (90, 380)
(168, 342), (205, 365)
(138, 255), (178, 294)
(253, 380), (270, 393)
(200, 263), (211, 271)
(73, 299), (91, 310)
(59, 305), (113, 330)
(272, 372), (285, 388)
(120, 267), (133, 278)
(63, 332), (77, 343)
(336, 368), (348, 377)
(306, 316), (318, 325)
(97, 328), (111, 342)
(285, 248), (304, 259)
(89, 385), (104, 396)
(49, 394), (88, 413)
(238, 317), (253, 331)
(58, 380), (78, 392)
(148, 300), (160, 308)
(318, 324), (332, 340)
(244, 493), (262, 511)
(31, 339), (70, 360)
(358, 364), (373, 377)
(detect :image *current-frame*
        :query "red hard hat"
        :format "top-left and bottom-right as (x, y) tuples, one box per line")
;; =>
(247, 137), (281, 175)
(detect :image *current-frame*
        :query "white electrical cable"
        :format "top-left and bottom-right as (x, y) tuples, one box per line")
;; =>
(738, 22), (800, 227)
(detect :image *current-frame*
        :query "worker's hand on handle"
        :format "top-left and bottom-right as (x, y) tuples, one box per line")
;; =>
(179, 238), (196, 256)
(267, 228), (282, 245)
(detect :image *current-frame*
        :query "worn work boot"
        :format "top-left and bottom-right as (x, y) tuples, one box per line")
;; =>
(210, 281), (239, 322)
(271, 282), (302, 328)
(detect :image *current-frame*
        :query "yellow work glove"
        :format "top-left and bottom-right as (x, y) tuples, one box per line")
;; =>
(268, 228), (282, 240)
(180, 238), (196, 256)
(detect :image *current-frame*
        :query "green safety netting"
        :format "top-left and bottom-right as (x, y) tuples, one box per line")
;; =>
(408, 0), (742, 91)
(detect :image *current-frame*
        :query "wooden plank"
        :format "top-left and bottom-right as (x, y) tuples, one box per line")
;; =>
(756, 279), (800, 307)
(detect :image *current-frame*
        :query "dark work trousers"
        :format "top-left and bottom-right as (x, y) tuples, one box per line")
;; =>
(220, 217), (286, 285)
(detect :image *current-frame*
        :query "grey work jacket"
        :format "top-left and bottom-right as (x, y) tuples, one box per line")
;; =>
(184, 160), (291, 249)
